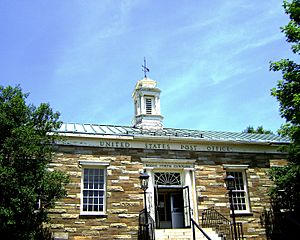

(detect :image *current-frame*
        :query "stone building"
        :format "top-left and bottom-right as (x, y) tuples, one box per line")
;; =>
(49, 77), (288, 240)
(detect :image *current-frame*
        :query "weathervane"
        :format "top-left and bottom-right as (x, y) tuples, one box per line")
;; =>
(142, 57), (150, 78)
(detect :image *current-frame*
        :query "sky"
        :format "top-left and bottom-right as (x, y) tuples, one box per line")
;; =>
(0, 0), (294, 133)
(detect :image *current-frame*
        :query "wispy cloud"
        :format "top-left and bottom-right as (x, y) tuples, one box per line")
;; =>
(0, 0), (288, 132)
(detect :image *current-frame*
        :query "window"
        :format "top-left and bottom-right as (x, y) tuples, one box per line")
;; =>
(226, 170), (250, 213)
(154, 172), (181, 186)
(145, 98), (153, 114)
(81, 168), (106, 215)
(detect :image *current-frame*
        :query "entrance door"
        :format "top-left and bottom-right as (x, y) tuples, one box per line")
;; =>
(155, 188), (186, 229)
(182, 186), (191, 227)
(171, 192), (184, 228)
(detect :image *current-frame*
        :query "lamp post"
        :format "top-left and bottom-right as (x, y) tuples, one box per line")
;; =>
(139, 172), (150, 240)
(224, 175), (238, 240)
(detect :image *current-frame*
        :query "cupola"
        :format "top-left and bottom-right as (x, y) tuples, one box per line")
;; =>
(132, 77), (164, 130)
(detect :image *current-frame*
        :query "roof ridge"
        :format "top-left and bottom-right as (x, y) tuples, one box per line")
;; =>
(59, 123), (289, 143)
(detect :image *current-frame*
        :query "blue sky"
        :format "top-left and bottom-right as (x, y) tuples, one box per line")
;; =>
(0, 0), (293, 132)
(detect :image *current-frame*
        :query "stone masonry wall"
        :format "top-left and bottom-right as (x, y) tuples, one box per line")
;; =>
(48, 145), (286, 240)
(195, 152), (287, 239)
(48, 147), (144, 240)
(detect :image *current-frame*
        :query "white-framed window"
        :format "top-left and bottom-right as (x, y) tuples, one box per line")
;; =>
(223, 165), (250, 214)
(154, 172), (182, 186)
(79, 160), (109, 215)
(145, 97), (153, 114)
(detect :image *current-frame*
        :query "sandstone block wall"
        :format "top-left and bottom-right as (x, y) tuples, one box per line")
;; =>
(48, 145), (286, 240)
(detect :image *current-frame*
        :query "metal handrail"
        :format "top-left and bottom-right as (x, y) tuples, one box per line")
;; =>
(138, 209), (155, 240)
(191, 218), (212, 240)
(202, 207), (245, 240)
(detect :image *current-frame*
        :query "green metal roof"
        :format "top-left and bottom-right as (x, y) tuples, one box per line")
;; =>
(57, 123), (289, 144)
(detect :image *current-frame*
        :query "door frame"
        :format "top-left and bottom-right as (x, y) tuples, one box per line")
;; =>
(154, 186), (190, 229)
(142, 158), (198, 228)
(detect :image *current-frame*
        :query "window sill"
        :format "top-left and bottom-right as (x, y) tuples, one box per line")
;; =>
(231, 212), (253, 217)
(79, 213), (108, 219)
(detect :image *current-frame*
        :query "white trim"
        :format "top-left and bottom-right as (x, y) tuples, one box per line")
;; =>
(141, 158), (196, 163)
(223, 164), (249, 170)
(191, 169), (198, 222)
(56, 136), (283, 154)
(225, 168), (250, 214)
(142, 158), (196, 170)
(142, 159), (197, 228)
(78, 160), (110, 166)
(80, 165), (107, 216)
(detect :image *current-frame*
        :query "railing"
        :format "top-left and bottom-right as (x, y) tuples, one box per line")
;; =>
(202, 207), (244, 240)
(138, 209), (155, 240)
(191, 218), (212, 240)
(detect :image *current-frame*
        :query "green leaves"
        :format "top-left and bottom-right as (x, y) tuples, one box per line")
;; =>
(243, 125), (273, 134)
(283, 0), (300, 53)
(270, 59), (300, 126)
(269, 0), (300, 216)
(0, 85), (68, 239)
(269, 164), (300, 211)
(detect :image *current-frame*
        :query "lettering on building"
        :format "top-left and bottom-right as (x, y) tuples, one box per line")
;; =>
(98, 140), (235, 152)
(99, 141), (131, 148)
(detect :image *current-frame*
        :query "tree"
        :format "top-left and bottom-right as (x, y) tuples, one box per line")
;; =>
(0, 85), (69, 239)
(269, 0), (300, 212)
(243, 125), (273, 134)
(266, 0), (300, 237)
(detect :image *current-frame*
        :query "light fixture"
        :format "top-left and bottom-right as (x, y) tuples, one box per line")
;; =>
(139, 172), (150, 191)
(139, 171), (150, 239)
(224, 174), (238, 240)
(224, 174), (235, 191)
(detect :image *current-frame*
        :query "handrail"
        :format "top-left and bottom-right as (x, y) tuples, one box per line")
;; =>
(202, 207), (245, 240)
(138, 209), (155, 240)
(191, 218), (212, 240)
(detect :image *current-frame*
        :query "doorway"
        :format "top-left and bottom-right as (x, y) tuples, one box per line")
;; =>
(155, 187), (190, 229)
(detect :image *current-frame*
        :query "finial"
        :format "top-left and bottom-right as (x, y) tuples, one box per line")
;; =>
(142, 57), (150, 78)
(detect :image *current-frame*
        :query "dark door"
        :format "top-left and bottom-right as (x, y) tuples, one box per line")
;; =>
(155, 187), (185, 229)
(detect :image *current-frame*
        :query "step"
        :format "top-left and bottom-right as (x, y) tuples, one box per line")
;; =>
(155, 228), (222, 240)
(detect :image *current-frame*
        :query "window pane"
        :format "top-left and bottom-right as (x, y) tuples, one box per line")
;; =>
(227, 171), (248, 212)
(94, 176), (99, 183)
(82, 168), (105, 213)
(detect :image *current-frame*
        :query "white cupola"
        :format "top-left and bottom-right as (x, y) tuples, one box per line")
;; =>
(132, 77), (164, 130)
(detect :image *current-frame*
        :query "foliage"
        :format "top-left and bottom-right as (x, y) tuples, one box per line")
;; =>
(243, 125), (273, 134)
(0, 85), (69, 240)
(269, 0), (300, 217)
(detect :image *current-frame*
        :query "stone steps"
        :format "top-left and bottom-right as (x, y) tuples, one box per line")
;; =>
(155, 228), (222, 240)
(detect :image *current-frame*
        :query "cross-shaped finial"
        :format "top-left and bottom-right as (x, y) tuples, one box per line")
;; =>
(142, 57), (150, 78)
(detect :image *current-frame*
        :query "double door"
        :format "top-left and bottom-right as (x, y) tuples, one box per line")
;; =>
(155, 186), (190, 229)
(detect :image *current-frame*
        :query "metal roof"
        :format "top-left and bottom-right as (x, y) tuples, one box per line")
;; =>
(57, 123), (290, 144)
